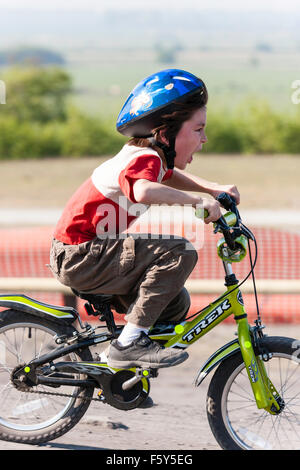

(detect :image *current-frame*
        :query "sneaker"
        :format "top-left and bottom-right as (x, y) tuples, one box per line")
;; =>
(106, 332), (188, 369)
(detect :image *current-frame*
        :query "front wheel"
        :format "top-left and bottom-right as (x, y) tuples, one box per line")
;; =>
(0, 309), (94, 444)
(207, 336), (300, 450)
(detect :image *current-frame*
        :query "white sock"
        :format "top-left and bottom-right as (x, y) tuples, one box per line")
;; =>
(98, 346), (110, 362)
(117, 323), (149, 347)
(99, 351), (108, 362)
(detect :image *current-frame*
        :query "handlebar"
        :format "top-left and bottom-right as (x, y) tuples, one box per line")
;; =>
(199, 193), (247, 252)
(214, 193), (239, 251)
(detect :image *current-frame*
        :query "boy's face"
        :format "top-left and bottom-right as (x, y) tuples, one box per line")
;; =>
(174, 107), (207, 170)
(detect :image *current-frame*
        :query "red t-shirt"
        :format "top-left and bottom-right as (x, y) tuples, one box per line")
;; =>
(54, 144), (173, 244)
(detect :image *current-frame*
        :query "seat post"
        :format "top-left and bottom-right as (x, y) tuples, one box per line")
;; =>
(97, 301), (118, 337)
(72, 289), (118, 337)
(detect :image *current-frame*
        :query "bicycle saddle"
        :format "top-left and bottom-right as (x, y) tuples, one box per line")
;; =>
(71, 289), (113, 306)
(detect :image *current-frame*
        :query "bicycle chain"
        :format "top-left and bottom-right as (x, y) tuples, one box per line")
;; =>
(20, 387), (101, 402)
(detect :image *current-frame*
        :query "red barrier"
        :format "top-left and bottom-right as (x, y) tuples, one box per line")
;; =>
(0, 225), (299, 323)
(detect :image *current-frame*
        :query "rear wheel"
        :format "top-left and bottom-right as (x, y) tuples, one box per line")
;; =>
(207, 336), (300, 450)
(0, 309), (94, 444)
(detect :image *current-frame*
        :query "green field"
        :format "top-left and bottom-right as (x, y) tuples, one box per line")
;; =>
(1, 47), (300, 159)
(0, 48), (299, 208)
(64, 48), (300, 118)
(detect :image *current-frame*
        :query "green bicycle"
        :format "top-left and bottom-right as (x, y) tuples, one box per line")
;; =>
(0, 193), (298, 450)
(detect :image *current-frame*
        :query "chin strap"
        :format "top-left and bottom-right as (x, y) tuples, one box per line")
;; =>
(149, 136), (176, 170)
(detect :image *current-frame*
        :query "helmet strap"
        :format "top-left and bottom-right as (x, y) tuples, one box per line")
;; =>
(150, 136), (176, 170)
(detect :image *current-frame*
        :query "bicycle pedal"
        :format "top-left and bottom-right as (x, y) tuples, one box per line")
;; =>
(135, 367), (159, 379)
(121, 368), (158, 392)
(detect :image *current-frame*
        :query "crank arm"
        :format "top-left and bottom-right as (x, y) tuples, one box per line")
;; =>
(122, 367), (159, 391)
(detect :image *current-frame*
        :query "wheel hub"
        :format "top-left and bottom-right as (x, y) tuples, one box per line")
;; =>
(11, 364), (36, 392)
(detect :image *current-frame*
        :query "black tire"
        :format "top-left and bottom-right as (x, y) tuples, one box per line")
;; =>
(0, 309), (94, 444)
(206, 336), (300, 450)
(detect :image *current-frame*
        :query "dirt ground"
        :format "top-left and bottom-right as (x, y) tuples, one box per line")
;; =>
(0, 324), (299, 452)
(0, 155), (299, 209)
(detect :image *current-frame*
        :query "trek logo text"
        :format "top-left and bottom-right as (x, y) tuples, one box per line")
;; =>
(183, 299), (231, 343)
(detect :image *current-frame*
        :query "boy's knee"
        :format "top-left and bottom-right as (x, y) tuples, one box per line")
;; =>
(156, 287), (191, 324)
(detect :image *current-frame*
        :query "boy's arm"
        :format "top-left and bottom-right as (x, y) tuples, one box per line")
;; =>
(132, 179), (222, 223)
(162, 168), (240, 204)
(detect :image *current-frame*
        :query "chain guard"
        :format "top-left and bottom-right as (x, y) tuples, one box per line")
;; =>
(99, 370), (150, 410)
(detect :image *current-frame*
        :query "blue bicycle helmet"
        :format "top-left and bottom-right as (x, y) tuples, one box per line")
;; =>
(117, 69), (205, 137)
(117, 69), (206, 169)
(116, 69), (206, 169)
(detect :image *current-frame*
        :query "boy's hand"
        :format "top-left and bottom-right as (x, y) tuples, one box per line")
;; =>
(209, 184), (240, 205)
(201, 198), (222, 224)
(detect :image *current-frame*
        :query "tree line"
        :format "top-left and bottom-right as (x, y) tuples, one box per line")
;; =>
(0, 66), (299, 159)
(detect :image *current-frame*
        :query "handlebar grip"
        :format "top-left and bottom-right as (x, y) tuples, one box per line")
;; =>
(216, 192), (236, 211)
(195, 208), (209, 219)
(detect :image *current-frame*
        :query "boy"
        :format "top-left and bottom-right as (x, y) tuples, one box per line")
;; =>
(50, 69), (239, 369)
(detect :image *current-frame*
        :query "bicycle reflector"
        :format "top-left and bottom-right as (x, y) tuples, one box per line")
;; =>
(217, 234), (247, 263)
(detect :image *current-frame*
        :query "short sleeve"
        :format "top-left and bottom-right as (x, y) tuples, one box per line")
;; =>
(119, 154), (163, 202)
(162, 169), (173, 182)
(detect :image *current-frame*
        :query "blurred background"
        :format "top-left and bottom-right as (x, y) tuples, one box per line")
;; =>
(1, 0), (300, 158)
(0, 0), (299, 325)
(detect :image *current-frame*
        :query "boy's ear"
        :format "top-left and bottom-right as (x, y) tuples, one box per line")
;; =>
(157, 129), (169, 146)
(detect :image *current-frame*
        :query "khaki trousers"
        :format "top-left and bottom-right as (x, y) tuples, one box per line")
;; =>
(50, 235), (198, 328)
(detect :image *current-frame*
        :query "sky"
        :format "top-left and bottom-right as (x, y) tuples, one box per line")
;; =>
(0, 0), (300, 11)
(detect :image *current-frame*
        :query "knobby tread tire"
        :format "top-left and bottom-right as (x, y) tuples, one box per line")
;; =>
(0, 309), (94, 445)
(206, 336), (297, 450)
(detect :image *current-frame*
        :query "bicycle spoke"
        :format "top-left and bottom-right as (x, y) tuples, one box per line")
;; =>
(224, 353), (300, 450)
(0, 323), (79, 431)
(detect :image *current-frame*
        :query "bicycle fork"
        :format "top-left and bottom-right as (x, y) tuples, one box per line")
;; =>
(237, 317), (284, 414)
(222, 252), (283, 415)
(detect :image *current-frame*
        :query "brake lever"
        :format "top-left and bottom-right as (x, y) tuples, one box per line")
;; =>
(216, 192), (234, 211)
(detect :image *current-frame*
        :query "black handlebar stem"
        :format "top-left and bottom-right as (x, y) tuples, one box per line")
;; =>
(214, 193), (241, 250)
